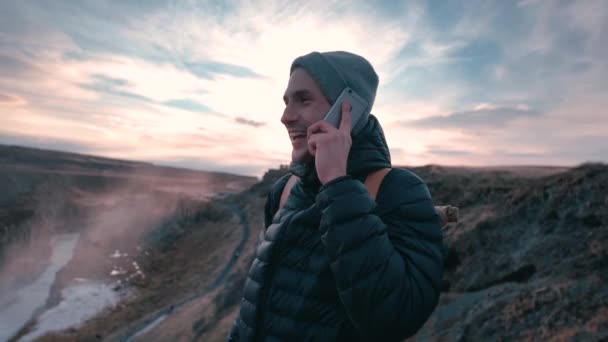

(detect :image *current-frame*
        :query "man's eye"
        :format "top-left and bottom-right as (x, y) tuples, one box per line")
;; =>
(300, 97), (310, 103)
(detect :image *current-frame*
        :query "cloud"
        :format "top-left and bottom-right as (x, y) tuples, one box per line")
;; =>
(0, 0), (606, 177)
(78, 73), (153, 103)
(161, 99), (212, 114)
(403, 105), (541, 130)
(235, 117), (266, 128)
(0, 94), (12, 102)
(183, 61), (266, 80)
(0, 93), (26, 106)
(426, 147), (473, 156)
(0, 54), (41, 78)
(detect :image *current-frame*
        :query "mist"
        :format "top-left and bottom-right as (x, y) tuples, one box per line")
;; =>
(0, 156), (247, 340)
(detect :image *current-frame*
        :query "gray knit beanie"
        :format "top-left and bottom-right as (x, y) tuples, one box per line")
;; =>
(289, 51), (379, 113)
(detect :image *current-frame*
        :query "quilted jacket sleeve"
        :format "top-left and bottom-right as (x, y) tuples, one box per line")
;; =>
(316, 168), (444, 341)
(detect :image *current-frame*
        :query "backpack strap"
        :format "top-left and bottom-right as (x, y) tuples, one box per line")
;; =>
(279, 175), (299, 210)
(278, 168), (392, 211)
(364, 168), (392, 201)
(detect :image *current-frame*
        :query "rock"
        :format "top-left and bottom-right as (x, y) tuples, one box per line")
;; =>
(411, 164), (608, 341)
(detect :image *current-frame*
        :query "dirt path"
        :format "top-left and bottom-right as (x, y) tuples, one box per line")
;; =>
(108, 196), (251, 342)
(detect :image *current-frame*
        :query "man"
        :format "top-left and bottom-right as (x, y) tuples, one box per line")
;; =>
(227, 51), (444, 341)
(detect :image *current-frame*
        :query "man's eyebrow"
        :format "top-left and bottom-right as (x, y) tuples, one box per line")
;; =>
(283, 89), (313, 103)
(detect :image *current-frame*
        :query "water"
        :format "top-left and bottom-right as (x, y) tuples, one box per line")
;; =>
(0, 233), (80, 341)
(20, 280), (121, 341)
(0, 233), (124, 341)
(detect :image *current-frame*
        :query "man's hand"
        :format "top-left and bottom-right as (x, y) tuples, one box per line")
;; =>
(307, 100), (353, 184)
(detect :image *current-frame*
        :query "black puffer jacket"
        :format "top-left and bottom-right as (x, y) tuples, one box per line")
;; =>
(228, 115), (444, 341)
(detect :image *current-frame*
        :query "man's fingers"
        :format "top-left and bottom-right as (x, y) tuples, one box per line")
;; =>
(307, 135), (318, 155)
(340, 100), (352, 133)
(307, 120), (334, 138)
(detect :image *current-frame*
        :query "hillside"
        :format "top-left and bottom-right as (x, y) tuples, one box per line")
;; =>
(0, 145), (258, 341)
(1, 151), (606, 340)
(0, 144), (257, 205)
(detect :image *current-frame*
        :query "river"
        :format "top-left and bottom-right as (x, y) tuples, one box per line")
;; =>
(0, 233), (123, 341)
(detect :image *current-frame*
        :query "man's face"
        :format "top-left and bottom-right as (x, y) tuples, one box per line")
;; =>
(281, 67), (332, 163)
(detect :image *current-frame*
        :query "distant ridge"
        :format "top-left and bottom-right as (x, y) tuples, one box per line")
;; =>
(0, 144), (258, 181)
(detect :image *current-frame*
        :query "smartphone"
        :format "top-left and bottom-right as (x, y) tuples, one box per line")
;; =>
(323, 87), (370, 133)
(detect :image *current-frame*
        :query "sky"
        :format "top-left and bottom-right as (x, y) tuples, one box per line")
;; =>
(0, 0), (606, 178)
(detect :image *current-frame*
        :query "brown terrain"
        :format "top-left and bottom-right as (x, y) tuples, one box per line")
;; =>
(1, 144), (606, 341)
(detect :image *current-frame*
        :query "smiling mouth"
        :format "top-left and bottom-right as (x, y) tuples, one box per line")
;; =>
(289, 132), (306, 143)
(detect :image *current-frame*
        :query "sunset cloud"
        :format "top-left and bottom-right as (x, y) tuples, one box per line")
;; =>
(235, 117), (266, 128)
(0, 0), (606, 177)
(0, 93), (26, 106)
(404, 106), (542, 129)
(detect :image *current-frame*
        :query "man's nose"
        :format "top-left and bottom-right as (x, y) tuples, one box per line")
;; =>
(281, 105), (298, 125)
